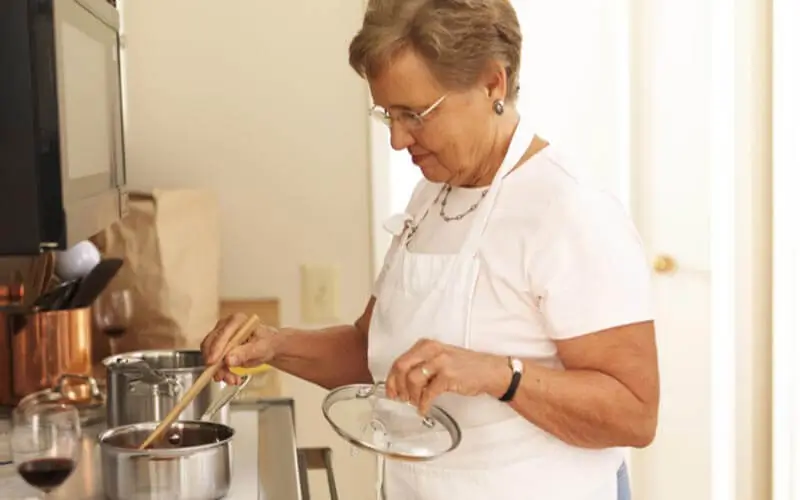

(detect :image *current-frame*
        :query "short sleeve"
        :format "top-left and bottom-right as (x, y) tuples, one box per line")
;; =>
(531, 189), (653, 340)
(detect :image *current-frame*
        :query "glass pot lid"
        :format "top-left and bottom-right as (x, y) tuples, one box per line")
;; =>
(321, 382), (461, 461)
(17, 374), (105, 426)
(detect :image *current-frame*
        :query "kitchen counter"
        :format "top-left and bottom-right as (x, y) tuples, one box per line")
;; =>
(0, 398), (303, 500)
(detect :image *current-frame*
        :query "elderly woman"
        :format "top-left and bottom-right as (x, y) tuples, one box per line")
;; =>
(202, 0), (659, 499)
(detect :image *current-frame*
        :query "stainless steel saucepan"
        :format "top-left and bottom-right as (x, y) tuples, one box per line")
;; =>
(98, 378), (245, 500)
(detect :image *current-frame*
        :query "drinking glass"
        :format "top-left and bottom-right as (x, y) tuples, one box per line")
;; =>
(10, 402), (81, 497)
(0, 417), (11, 468)
(93, 289), (133, 355)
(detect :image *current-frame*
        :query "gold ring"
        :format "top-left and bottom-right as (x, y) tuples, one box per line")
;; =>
(420, 366), (431, 379)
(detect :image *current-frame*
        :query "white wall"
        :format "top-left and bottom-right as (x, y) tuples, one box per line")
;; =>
(119, 1), (377, 499)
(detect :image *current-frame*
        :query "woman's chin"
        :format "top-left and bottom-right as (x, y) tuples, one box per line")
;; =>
(419, 170), (448, 183)
(416, 160), (449, 183)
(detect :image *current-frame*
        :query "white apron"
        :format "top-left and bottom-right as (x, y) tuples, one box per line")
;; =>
(367, 118), (624, 500)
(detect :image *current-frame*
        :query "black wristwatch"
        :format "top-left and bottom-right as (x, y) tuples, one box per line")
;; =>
(499, 357), (524, 402)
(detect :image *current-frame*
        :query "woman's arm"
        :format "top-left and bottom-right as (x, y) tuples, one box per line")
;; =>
(494, 186), (660, 448)
(204, 297), (376, 390)
(269, 298), (376, 389)
(486, 320), (659, 449)
(387, 320), (658, 450)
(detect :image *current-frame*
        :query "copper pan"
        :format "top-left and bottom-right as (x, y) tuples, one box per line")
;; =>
(0, 281), (24, 406)
(12, 306), (94, 400)
(0, 313), (13, 405)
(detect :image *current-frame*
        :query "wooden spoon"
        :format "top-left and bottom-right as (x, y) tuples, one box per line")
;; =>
(138, 314), (261, 450)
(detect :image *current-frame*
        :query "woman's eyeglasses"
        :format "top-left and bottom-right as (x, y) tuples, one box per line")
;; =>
(370, 94), (447, 131)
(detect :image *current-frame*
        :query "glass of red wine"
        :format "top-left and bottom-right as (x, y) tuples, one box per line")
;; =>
(93, 288), (133, 356)
(10, 402), (81, 497)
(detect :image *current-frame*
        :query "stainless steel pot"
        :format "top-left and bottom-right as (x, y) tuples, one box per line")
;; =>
(99, 419), (234, 500)
(103, 350), (250, 427)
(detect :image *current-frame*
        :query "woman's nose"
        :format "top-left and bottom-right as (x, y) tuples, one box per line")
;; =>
(389, 123), (415, 151)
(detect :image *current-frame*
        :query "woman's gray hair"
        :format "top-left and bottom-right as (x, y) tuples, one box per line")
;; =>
(349, 0), (523, 102)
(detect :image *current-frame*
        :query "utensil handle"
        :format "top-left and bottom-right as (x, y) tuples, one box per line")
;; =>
(138, 314), (261, 450)
(200, 374), (252, 422)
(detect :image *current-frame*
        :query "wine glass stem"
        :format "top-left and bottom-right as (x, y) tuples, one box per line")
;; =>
(110, 337), (117, 356)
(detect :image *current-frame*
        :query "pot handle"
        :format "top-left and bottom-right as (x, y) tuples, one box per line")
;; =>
(54, 374), (104, 401)
(200, 375), (251, 422)
(128, 377), (182, 398)
(110, 357), (171, 386)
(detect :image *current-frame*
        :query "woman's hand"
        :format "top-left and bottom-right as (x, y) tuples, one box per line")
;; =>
(200, 313), (282, 386)
(385, 338), (511, 415)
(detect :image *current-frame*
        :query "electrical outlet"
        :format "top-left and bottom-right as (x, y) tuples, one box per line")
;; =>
(300, 264), (340, 324)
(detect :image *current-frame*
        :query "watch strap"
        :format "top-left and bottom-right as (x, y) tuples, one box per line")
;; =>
(499, 357), (522, 402)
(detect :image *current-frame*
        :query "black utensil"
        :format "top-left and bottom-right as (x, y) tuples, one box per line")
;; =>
(69, 258), (124, 308)
(32, 284), (65, 311)
(31, 278), (81, 311)
(49, 280), (80, 310)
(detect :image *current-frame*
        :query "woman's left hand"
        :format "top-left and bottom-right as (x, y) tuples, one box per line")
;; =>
(385, 338), (509, 415)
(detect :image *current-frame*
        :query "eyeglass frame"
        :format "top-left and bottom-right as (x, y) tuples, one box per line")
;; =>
(370, 94), (448, 131)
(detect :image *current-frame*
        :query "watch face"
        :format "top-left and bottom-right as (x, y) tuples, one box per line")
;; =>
(510, 358), (524, 373)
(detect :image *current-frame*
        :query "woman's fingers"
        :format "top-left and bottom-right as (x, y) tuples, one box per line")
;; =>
(222, 372), (241, 386)
(387, 342), (507, 414)
(204, 313), (248, 365)
(387, 339), (445, 403)
(201, 313), (276, 383)
(406, 351), (450, 410)
(406, 364), (431, 408)
(201, 316), (236, 382)
(225, 333), (272, 367)
(418, 366), (449, 415)
(200, 317), (228, 364)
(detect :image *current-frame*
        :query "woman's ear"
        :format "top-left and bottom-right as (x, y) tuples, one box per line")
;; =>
(483, 60), (509, 101)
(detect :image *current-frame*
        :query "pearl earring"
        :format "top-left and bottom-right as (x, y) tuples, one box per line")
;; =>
(493, 99), (505, 115)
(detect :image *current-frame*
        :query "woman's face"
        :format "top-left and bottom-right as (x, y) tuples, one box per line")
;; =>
(368, 50), (504, 186)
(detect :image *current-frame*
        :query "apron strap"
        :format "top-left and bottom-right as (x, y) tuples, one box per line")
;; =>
(461, 118), (536, 257)
(384, 117), (536, 253)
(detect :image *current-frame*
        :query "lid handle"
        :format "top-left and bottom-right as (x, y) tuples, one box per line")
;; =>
(356, 381), (435, 428)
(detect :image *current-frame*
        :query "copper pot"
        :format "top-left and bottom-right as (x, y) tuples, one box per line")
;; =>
(0, 311), (14, 405)
(12, 306), (94, 400)
(0, 282), (23, 406)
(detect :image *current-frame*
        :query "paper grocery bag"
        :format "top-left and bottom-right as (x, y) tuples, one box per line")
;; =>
(90, 189), (221, 358)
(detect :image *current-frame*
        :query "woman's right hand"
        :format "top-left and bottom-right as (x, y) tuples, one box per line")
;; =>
(201, 313), (281, 386)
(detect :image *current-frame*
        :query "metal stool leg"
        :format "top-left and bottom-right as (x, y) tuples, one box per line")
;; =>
(297, 448), (312, 500)
(297, 447), (339, 500)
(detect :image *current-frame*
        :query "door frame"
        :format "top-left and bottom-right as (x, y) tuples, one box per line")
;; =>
(709, 1), (773, 499)
(772, 0), (798, 497)
(708, 0), (737, 498)
(367, 112), (392, 281)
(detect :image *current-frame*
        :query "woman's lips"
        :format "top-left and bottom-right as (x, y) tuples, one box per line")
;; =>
(411, 153), (430, 164)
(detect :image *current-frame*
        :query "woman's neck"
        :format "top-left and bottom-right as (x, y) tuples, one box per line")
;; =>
(460, 110), (548, 188)
(462, 110), (521, 187)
